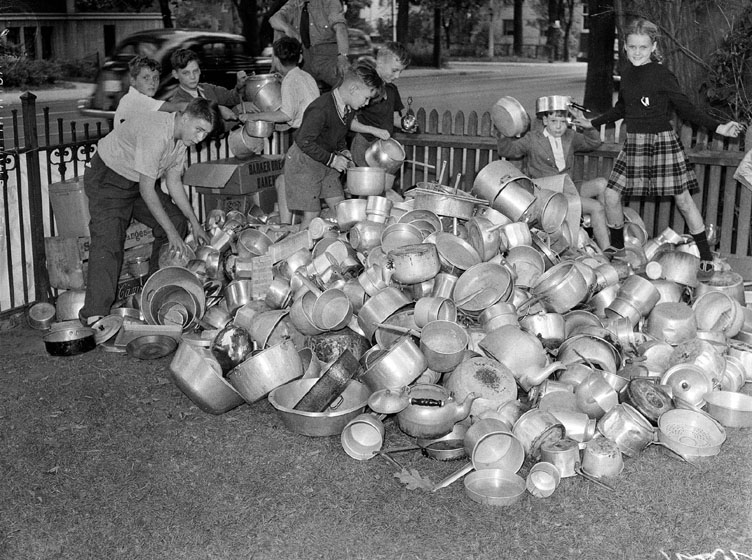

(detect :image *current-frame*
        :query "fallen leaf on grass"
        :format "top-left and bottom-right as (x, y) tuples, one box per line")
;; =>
(45, 466), (59, 475)
(394, 468), (433, 491)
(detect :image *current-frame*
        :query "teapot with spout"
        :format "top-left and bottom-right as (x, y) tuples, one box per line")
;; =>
(396, 384), (478, 439)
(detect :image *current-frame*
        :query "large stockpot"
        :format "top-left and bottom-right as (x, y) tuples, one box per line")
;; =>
(419, 320), (469, 373)
(527, 260), (589, 314)
(644, 302), (697, 345)
(530, 188), (568, 233)
(169, 341), (245, 415)
(490, 96), (531, 138)
(358, 286), (412, 341)
(512, 408), (565, 459)
(557, 333), (621, 373)
(692, 291), (745, 338)
(694, 270), (745, 305)
(453, 262), (515, 315)
(466, 216), (501, 262)
(597, 403), (655, 457)
(360, 335), (427, 392)
(365, 138), (405, 174)
(387, 243), (441, 285)
(472, 161), (536, 222)
(616, 274), (661, 317)
(226, 339), (304, 404)
(346, 167), (386, 196)
(335, 199), (368, 231)
(244, 73), (282, 112)
(412, 187), (480, 220)
(655, 250), (700, 287)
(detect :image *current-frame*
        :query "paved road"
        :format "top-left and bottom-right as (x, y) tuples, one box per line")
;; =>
(1, 62), (588, 147)
(399, 62), (588, 118)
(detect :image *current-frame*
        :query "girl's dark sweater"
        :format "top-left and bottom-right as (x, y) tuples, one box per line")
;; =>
(591, 61), (720, 134)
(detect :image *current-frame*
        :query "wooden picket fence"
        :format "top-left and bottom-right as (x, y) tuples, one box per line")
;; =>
(393, 106), (750, 273)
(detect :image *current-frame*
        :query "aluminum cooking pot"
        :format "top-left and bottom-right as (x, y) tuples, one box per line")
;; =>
(535, 95), (572, 114)
(491, 96), (530, 138)
(365, 138), (405, 174)
(472, 160), (536, 222)
(346, 167), (386, 197)
(244, 119), (275, 138)
(387, 243), (441, 285)
(527, 260), (589, 314)
(244, 73), (282, 112)
(360, 335), (427, 392)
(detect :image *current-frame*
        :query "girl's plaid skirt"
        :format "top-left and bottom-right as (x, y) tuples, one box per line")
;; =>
(606, 130), (698, 196)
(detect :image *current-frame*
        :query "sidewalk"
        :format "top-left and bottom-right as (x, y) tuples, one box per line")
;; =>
(1, 82), (95, 106)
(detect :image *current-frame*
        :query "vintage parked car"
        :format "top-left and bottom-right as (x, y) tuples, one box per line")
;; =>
(78, 29), (272, 119)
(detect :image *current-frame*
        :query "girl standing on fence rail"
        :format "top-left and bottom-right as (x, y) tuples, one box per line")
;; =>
(587, 18), (743, 279)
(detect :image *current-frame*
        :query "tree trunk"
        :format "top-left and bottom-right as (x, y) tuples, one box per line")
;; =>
(397, 0), (410, 45)
(513, 0), (524, 57)
(433, 6), (442, 68)
(488, 0), (495, 58)
(583, 0), (615, 114)
(233, 0), (260, 55)
(158, 0), (173, 28)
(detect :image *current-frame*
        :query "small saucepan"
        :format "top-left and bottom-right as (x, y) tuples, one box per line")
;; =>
(43, 327), (97, 356)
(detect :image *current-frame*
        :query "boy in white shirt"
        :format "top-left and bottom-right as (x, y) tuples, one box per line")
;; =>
(114, 56), (186, 127)
(241, 37), (319, 224)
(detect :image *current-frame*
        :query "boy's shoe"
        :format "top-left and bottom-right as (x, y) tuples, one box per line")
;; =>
(78, 310), (103, 328)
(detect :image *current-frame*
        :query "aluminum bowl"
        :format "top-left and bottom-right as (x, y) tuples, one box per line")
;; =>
(268, 378), (372, 437)
(703, 391), (752, 428)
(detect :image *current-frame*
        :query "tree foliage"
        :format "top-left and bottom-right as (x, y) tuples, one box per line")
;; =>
(702, 4), (752, 122)
(75, 0), (156, 10)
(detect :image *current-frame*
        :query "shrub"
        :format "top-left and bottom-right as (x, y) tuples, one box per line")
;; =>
(408, 43), (445, 68)
(2, 55), (62, 88)
(58, 57), (99, 82)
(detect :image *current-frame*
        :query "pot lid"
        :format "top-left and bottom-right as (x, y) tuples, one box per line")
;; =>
(126, 334), (178, 360)
(90, 315), (124, 345)
(368, 387), (410, 414)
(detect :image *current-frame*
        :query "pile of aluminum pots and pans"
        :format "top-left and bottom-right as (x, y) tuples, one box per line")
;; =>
(125, 164), (750, 502)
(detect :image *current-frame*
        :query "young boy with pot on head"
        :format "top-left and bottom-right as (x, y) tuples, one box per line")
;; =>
(349, 42), (411, 197)
(586, 18), (742, 278)
(283, 60), (384, 229)
(240, 36), (320, 224)
(168, 49), (249, 131)
(496, 98), (611, 250)
(114, 55), (187, 127)
(78, 98), (214, 326)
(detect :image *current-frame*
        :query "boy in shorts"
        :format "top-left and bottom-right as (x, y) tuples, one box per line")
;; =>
(114, 56), (187, 127)
(496, 101), (610, 249)
(283, 60), (383, 228)
(240, 36), (319, 224)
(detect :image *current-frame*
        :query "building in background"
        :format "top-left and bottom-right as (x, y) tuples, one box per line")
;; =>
(1, 0), (162, 63)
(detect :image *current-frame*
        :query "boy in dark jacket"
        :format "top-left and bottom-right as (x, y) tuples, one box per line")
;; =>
(283, 60), (383, 228)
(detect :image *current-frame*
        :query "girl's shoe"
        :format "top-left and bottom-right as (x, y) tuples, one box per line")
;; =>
(697, 260), (715, 281)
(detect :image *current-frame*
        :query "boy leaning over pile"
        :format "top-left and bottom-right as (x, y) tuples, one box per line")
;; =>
(282, 60), (384, 228)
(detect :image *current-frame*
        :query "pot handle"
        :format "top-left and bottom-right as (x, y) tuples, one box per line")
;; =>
(574, 462), (614, 491)
(673, 396), (727, 434)
(328, 395), (344, 410)
(648, 440), (697, 468)
(431, 461), (474, 493)
(410, 398), (444, 407)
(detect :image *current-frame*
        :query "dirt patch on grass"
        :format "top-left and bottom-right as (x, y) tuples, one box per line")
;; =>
(1, 325), (752, 559)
